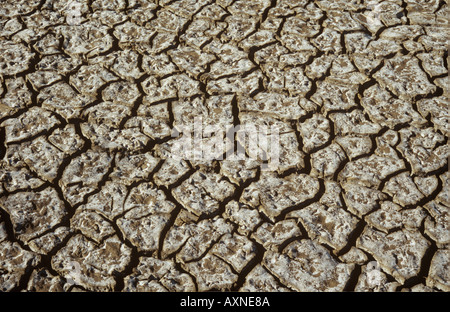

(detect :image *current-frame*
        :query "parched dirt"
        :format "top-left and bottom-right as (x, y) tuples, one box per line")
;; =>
(0, 0), (448, 292)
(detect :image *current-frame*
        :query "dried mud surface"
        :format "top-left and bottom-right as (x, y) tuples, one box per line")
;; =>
(0, 0), (449, 292)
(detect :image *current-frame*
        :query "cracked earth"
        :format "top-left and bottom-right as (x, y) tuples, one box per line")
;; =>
(0, 0), (449, 292)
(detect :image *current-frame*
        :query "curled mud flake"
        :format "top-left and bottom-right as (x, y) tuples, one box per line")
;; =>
(28, 226), (72, 255)
(427, 249), (450, 291)
(355, 262), (401, 292)
(211, 233), (256, 272)
(91, 0), (127, 11)
(436, 172), (450, 207)
(342, 182), (387, 217)
(1, 107), (60, 144)
(0, 241), (40, 292)
(110, 153), (160, 186)
(0, 166), (44, 194)
(297, 114), (331, 153)
(172, 95), (234, 131)
(335, 135), (373, 161)
(380, 25), (425, 41)
(315, 0), (365, 11)
(293, 203), (359, 252)
(175, 218), (234, 263)
(319, 180), (344, 208)
(101, 81), (140, 107)
(124, 279), (168, 292)
(324, 10), (364, 32)
(383, 172), (425, 207)
(311, 143), (346, 179)
(169, 46), (216, 78)
(81, 123), (150, 152)
(23, 9), (65, 31)
(118, 214), (171, 252)
(142, 53), (178, 77)
(312, 81), (360, 112)
(183, 253), (238, 291)
(238, 92), (306, 119)
(241, 264), (292, 292)
(331, 109), (381, 137)
(414, 175), (439, 197)
(39, 82), (95, 120)
(417, 96), (450, 136)
(70, 64), (118, 96)
(83, 103), (131, 128)
(207, 69), (263, 95)
(124, 257), (195, 292)
(27, 268), (65, 292)
(37, 54), (81, 75)
(252, 219), (302, 251)
(57, 22), (114, 57)
(19, 137), (66, 182)
(221, 14), (258, 43)
(0, 77), (32, 119)
(0, 17), (23, 38)
(219, 158), (260, 185)
(149, 9), (189, 34)
(117, 183), (176, 252)
(110, 50), (144, 80)
(0, 0), (41, 18)
(312, 28), (343, 54)
(357, 227), (430, 284)
(153, 158), (191, 187)
(306, 53), (336, 80)
(71, 210), (115, 244)
(77, 181), (128, 220)
(52, 235), (132, 291)
(397, 127), (450, 175)
(172, 171), (235, 217)
(417, 52), (447, 77)
(424, 201), (450, 247)
(338, 152), (405, 188)
(0, 187), (68, 242)
(0, 41), (34, 76)
(253, 43), (289, 66)
(264, 131), (305, 173)
(60, 149), (113, 206)
(281, 15), (321, 38)
(240, 29), (276, 51)
(183, 19), (228, 49)
(113, 21), (155, 47)
(161, 222), (194, 258)
(94, 10), (128, 27)
(263, 239), (354, 291)
(27, 71), (63, 90)
(374, 56), (436, 100)
(366, 201), (426, 233)
(241, 172), (320, 221)
(227, 0), (271, 16)
(48, 124), (84, 155)
(223, 201), (262, 236)
(328, 55), (368, 85)
(362, 84), (426, 128)
(339, 247), (368, 265)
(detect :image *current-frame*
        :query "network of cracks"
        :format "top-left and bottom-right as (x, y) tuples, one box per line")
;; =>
(0, 0), (448, 292)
